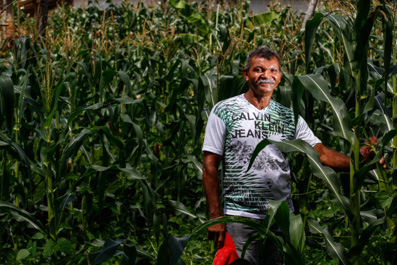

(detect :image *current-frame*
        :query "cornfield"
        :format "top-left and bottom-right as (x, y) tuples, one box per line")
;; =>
(0, 0), (396, 264)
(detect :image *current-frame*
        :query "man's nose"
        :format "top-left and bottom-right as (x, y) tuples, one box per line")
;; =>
(262, 70), (270, 78)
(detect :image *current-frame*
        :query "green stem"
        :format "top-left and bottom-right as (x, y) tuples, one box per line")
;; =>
(46, 127), (56, 240)
(350, 73), (362, 256)
(392, 37), (397, 168)
(46, 162), (56, 240)
(14, 111), (20, 207)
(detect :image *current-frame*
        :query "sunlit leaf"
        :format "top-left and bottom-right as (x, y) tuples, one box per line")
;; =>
(294, 74), (353, 142)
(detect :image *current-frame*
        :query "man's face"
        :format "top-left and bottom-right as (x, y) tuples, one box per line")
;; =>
(243, 56), (282, 97)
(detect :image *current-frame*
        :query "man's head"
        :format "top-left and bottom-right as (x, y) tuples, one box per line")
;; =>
(244, 46), (281, 73)
(243, 46), (282, 99)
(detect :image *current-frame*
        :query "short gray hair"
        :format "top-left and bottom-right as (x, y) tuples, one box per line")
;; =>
(244, 46), (281, 72)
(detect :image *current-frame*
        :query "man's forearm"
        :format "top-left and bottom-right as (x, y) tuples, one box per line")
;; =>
(203, 169), (222, 218)
(203, 152), (223, 219)
(314, 143), (350, 171)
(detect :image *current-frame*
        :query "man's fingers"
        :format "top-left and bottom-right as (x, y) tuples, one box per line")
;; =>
(217, 230), (225, 249)
(379, 157), (387, 169)
(208, 224), (226, 249)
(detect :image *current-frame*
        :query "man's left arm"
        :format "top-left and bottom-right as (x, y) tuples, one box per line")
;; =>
(314, 143), (350, 171)
(313, 143), (386, 171)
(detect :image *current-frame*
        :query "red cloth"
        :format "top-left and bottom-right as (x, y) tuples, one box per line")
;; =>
(213, 232), (239, 265)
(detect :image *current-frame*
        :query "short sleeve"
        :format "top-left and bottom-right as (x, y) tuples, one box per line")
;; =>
(202, 109), (226, 156)
(294, 116), (321, 147)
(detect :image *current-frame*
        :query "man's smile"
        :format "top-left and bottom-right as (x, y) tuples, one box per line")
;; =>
(257, 79), (275, 84)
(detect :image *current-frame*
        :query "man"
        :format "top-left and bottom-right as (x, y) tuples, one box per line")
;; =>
(202, 46), (357, 264)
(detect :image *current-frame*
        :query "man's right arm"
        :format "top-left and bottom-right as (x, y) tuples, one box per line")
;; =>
(202, 151), (225, 249)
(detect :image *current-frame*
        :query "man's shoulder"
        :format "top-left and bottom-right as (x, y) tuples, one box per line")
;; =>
(270, 100), (293, 114)
(213, 94), (245, 115)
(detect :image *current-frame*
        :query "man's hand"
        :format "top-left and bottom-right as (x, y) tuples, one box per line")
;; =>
(208, 223), (226, 249)
(360, 137), (387, 169)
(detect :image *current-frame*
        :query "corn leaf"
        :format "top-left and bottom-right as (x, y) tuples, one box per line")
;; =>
(244, 11), (280, 29)
(169, 0), (210, 37)
(308, 219), (349, 265)
(304, 13), (325, 72)
(325, 14), (355, 74)
(0, 201), (46, 234)
(0, 75), (14, 132)
(248, 139), (351, 212)
(293, 74), (353, 142)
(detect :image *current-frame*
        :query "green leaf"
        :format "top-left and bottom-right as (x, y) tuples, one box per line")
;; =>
(16, 249), (30, 260)
(200, 74), (217, 109)
(32, 232), (44, 240)
(57, 237), (73, 255)
(388, 196), (397, 216)
(0, 137), (32, 180)
(119, 167), (144, 180)
(61, 129), (92, 173)
(349, 217), (383, 256)
(43, 240), (56, 257)
(43, 81), (65, 127)
(169, 0), (210, 37)
(304, 13), (325, 72)
(291, 76), (305, 126)
(168, 234), (189, 265)
(168, 200), (197, 218)
(115, 97), (142, 104)
(122, 243), (137, 265)
(308, 219), (349, 265)
(294, 74), (353, 142)
(273, 200), (291, 239)
(186, 155), (203, 180)
(354, 2), (377, 65)
(120, 114), (144, 154)
(248, 139), (351, 212)
(177, 33), (203, 45)
(289, 214), (305, 254)
(245, 11), (281, 29)
(119, 71), (132, 96)
(95, 126), (124, 151)
(88, 239), (123, 265)
(33, 181), (46, 203)
(325, 14), (354, 73)
(0, 201), (46, 233)
(363, 87), (375, 113)
(0, 75), (14, 132)
(58, 193), (75, 228)
(191, 216), (268, 240)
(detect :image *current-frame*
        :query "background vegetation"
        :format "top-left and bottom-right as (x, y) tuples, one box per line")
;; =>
(0, 0), (396, 264)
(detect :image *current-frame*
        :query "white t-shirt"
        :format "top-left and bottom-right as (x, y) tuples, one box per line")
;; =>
(203, 94), (321, 219)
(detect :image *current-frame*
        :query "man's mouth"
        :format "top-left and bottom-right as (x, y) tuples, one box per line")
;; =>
(257, 79), (275, 84)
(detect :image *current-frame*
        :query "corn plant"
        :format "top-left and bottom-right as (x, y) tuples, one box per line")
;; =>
(289, 0), (397, 264)
(1, 0), (397, 264)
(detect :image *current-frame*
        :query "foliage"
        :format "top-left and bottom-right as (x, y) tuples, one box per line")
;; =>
(0, 0), (396, 264)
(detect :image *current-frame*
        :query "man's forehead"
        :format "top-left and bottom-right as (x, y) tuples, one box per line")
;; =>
(251, 56), (279, 65)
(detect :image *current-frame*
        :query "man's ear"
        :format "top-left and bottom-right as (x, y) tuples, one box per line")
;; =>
(243, 70), (248, 81)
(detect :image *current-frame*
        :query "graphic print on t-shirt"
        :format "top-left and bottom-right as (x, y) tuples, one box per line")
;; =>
(212, 95), (296, 217)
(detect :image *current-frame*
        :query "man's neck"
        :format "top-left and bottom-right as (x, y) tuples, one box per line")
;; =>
(244, 91), (272, 110)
